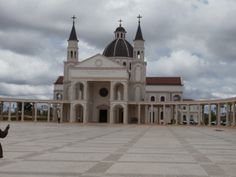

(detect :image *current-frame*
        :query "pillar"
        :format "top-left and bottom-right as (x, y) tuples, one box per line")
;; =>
(138, 104), (141, 124)
(145, 105), (148, 124)
(47, 103), (51, 122)
(8, 102), (11, 121)
(123, 82), (128, 101)
(123, 105), (128, 124)
(232, 103), (235, 126)
(208, 104), (211, 126)
(84, 81), (88, 101)
(150, 104), (154, 124)
(198, 105), (201, 126)
(34, 103), (37, 122)
(110, 105), (114, 124)
(110, 82), (114, 101)
(83, 104), (87, 123)
(226, 104), (229, 126)
(217, 103), (221, 126)
(163, 104), (166, 125)
(187, 105), (190, 125)
(69, 103), (75, 123)
(21, 102), (24, 121)
(0, 101), (3, 121)
(60, 104), (63, 123)
(175, 104), (178, 125)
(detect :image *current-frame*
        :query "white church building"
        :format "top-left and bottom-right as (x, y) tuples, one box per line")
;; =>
(53, 17), (184, 124)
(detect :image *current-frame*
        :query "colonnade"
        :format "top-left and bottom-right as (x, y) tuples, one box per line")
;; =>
(0, 97), (236, 126)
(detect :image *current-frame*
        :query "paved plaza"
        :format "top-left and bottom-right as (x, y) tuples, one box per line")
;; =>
(0, 123), (236, 177)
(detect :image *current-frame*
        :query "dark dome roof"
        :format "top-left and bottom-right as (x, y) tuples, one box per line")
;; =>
(115, 26), (126, 33)
(103, 39), (133, 57)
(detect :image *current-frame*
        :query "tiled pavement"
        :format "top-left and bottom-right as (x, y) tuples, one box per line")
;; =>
(0, 122), (236, 177)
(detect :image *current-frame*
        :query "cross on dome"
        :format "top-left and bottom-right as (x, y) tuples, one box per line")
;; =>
(118, 19), (123, 27)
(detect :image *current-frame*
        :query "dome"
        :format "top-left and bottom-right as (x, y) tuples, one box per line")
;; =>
(115, 26), (126, 33)
(103, 39), (133, 57)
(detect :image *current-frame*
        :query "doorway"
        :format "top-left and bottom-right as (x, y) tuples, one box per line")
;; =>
(99, 109), (107, 123)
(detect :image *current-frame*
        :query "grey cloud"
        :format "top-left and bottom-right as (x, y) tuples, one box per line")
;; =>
(0, 0), (236, 99)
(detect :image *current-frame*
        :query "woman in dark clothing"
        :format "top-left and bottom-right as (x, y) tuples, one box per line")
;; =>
(0, 124), (10, 158)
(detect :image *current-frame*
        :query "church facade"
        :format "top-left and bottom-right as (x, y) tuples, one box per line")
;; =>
(53, 17), (184, 124)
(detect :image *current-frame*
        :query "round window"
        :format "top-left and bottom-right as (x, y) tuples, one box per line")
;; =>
(99, 88), (108, 97)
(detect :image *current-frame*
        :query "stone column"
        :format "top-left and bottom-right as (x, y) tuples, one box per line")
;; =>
(110, 105), (114, 124)
(8, 102), (11, 121)
(226, 104), (229, 126)
(0, 101), (3, 121)
(163, 104), (166, 125)
(84, 81), (88, 101)
(123, 82), (128, 101)
(175, 104), (178, 125)
(60, 104), (63, 123)
(34, 103), (37, 122)
(21, 102), (24, 121)
(47, 103), (51, 122)
(150, 104), (154, 124)
(83, 104), (87, 123)
(145, 105), (148, 124)
(232, 103), (235, 126)
(198, 105), (201, 126)
(138, 104), (141, 124)
(110, 81), (114, 101)
(217, 103), (221, 126)
(70, 103), (75, 123)
(187, 105), (190, 125)
(208, 104), (211, 126)
(123, 105), (128, 124)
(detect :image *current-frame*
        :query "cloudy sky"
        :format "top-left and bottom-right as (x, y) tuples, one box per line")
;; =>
(0, 0), (236, 100)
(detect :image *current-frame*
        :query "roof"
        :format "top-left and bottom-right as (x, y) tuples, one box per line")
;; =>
(103, 39), (133, 57)
(146, 77), (182, 86)
(68, 23), (78, 41)
(54, 76), (64, 85)
(134, 23), (144, 40)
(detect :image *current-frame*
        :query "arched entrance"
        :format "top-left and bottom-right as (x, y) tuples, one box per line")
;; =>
(113, 105), (124, 123)
(97, 105), (109, 123)
(74, 104), (83, 122)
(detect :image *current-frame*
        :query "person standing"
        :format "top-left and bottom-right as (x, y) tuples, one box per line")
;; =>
(0, 124), (10, 158)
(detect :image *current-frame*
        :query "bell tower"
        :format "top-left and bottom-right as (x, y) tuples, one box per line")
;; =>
(67, 15), (78, 62)
(133, 15), (144, 60)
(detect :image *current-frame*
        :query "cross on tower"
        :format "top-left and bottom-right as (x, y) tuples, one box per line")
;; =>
(118, 19), (122, 27)
(71, 15), (77, 24)
(137, 14), (142, 24)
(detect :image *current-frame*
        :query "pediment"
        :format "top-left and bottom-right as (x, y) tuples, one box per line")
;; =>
(74, 54), (124, 68)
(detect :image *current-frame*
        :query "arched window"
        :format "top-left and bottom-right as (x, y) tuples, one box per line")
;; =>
(121, 33), (123, 38)
(123, 62), (126, 66)
(74, 51), (76, 58)
(70, 51), (73, 58)
(160, 96), (165, 102)
(137, 51), (140, 59)
(56, 93), (62, 100)
(150, 96), (155, 102)
(129, 63), (131, 70)
(173, 95), (181, 101)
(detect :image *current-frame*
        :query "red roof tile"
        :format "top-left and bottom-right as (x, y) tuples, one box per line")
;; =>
(146, 77), (182, 86)
(54, 76), (64, 85)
